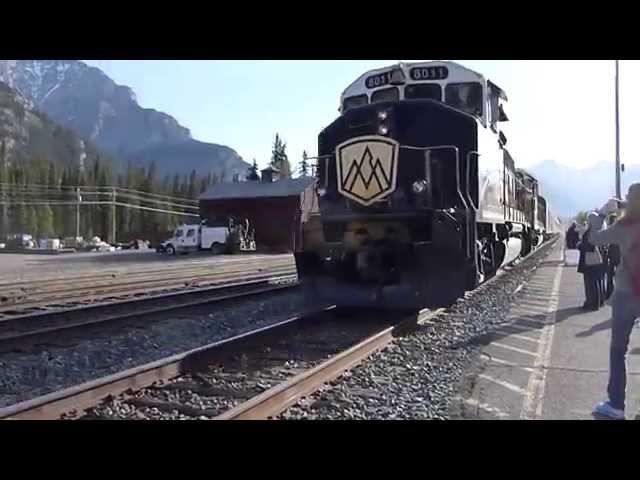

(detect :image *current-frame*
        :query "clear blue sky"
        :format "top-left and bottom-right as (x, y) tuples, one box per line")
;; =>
(85, 60), (632, 173)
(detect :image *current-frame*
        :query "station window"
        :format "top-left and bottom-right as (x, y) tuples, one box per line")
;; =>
(342, 94), (368, 112)
(445, 82), (483, 117)
(371, 87), (400, 104)
(405, 83), (442, 101)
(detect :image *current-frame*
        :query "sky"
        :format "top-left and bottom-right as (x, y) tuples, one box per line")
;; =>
(84, 60), (635, 173)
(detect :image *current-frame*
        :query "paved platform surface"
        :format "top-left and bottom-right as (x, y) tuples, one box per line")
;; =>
(459, 244), (640, 420)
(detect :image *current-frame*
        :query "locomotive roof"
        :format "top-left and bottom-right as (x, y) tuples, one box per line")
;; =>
(199, 177), (316, 201)
(340, 61), (507, 106)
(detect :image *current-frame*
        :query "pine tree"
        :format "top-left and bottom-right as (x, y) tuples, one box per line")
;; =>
(270, 133), (292, 179)
(247, 159), (260, 181)
(172, 173), (181, 196)
(200, 177), (209, 194)
(299, 150), (310, 177)
(37, 204), (54, 238)
(187, 170), (197, 199)
(26, 205), (38, 238)
(0, 140), (7, 238)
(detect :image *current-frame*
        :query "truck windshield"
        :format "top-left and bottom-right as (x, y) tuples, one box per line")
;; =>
(186, 229), (196, 237)
(175, 229), (184, 238)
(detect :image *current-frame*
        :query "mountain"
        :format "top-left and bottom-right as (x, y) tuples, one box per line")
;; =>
(0, 60), (249, 178)
(0, 80), (103, 170)
(530, 159), (640, 218)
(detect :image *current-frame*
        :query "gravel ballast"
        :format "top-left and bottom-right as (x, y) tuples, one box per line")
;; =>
(0, 287), (320, 408)
(279, 240), (559, 420)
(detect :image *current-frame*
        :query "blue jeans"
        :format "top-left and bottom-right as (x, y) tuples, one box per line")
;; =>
(608, 290), (640, 410)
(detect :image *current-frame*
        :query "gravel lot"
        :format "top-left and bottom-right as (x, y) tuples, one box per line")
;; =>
(279, 241), (558, 420)
(0, 286), (321, 408)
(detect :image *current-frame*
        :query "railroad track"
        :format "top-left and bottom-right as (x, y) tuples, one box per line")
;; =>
(0, 236), (559, 420)
(0, 305), (428, 420)
(0, 273), (298, 344)
(0, 256), (296, 320)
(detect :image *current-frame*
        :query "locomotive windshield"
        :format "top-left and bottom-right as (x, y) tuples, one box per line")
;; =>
(445, 82), (483, 117)
(405, 83), (442, 100)
(343, 94), (368, 112)
(371, 87), (399, 104)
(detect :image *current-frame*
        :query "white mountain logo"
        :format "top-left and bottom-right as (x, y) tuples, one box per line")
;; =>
(337, 136), (399, 206)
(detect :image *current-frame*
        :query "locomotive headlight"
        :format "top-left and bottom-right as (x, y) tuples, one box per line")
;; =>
(378, 125), (389, 135)
(412, 179), (428, 195)
(318, 187), (327, 197)
(377, 110), (388, 121)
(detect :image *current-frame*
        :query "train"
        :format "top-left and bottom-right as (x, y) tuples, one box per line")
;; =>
(294, 61), (561, 309)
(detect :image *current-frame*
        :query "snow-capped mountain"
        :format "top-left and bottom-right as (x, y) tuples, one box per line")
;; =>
(0, 60), (248, 178)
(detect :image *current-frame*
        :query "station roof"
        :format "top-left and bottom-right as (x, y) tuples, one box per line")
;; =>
(199, 177), (316, 201)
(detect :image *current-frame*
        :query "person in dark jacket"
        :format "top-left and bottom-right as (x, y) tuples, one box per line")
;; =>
(566, 222), (580, 249)
(603, 215), (621, 300)
(577, 213), (605, 310)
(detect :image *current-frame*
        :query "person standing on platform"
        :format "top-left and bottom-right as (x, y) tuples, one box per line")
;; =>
(589, 183), (640, 420)
(577, 213), (605, 310)
(604, 215), (621, 300)
(566, 222), (580, 249)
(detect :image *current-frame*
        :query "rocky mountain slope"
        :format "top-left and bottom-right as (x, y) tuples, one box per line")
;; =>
(0, 60), (249, 178)
(0, 80), (103, 170)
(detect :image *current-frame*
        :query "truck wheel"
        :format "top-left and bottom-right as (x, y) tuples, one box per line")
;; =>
(210, 242), (225, 255)
(165, 244), (176, 255)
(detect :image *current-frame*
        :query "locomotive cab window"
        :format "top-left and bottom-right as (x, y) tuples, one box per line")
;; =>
(186, 229), (196, 238)
(342, 94), (368, 112)
(175, 229), (184, 238)
(445, 82), (483, 117)
(488, 88), (500, 131)
(371, 87), (399, 104)
(405, 83), (442, 101)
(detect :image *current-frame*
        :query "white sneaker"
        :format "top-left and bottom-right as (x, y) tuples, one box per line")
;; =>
(593, 401), (625, 420)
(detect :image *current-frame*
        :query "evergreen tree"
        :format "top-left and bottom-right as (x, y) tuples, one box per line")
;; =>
(247, 159), (260, 181)
(200, 177), (209, 194)
(187, 170), (197, 199)
(270, 133), (292, 179)
(0, 140), (7, 237)
(37, 204), (54, 238)
(299, 150), (310, 177)
(172, 173), (181, 196)
(26, 205), (38, 238)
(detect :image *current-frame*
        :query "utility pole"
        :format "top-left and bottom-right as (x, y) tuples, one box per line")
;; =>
(112, 187), (117, 244)
(76, 187), (81, 239)
(615, 60), (621, 199)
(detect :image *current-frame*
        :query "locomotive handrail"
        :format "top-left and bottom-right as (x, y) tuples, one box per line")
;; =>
(304, 153), (334, 189)
(466, 151), (480, 211)
(399, 144), (472, 260)
(399, 144), (467, 211)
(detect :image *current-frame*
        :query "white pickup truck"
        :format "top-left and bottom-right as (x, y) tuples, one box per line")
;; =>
(159, 219), (256, 255)
(159, 223), (229, 255)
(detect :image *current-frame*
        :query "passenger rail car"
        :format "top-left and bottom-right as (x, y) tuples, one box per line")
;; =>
(295, 61), (558, 309)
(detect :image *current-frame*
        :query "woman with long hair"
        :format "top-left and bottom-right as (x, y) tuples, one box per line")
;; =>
(589, 183), (640, 419)
(577, 213), (605, 310)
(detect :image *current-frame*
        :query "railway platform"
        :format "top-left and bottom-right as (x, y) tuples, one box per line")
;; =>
(458, 243), (640, 420)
